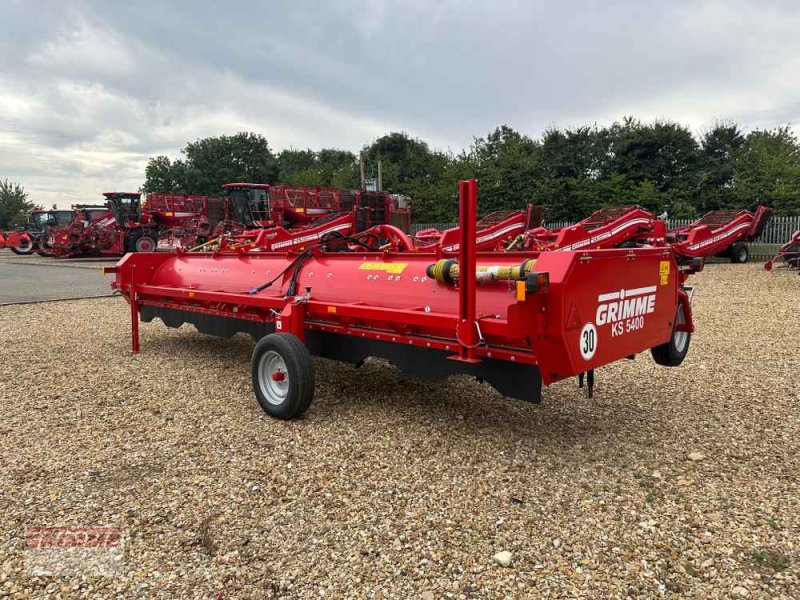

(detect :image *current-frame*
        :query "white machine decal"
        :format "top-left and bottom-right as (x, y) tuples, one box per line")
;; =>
(442, 223), (524, 252)
(596, 285), (657, 338)
(269, 223), (351, 250)
(579, 322), (597, 360)
(686, 222), (750, 251)
(559, 218), (652, 251)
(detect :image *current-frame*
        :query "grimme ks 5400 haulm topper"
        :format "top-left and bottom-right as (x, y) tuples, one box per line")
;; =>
(107, 180), (699, 420)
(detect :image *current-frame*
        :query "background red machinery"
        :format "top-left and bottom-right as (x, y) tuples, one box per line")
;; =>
(666, 206), (772, 263)
(223, 183), (411, 230)
(148, 193), (220, 251)
(0, 229), (34, 255)
(513, 204), (771, 263)
(414, 205), (543, 253)
(41, 184), (411, 257)
(52, 192), (216, 257)
(764, 229), (800, 272)
(107, 179), (698, 420)
(0, 207), (74, 255)
(205, 184), (412, 253)
(51, 194), (149, 257)
(522, 206), (655, 252)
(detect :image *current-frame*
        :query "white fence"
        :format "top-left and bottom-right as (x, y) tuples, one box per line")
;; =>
(410, 215), (800, 259)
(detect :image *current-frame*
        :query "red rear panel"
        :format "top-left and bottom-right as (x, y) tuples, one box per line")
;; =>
(529, 249), (678, 384)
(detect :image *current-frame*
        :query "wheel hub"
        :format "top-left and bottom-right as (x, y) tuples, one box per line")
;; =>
(258, 350), (289, 405)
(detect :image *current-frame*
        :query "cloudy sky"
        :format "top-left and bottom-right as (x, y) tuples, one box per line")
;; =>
(2, 0), (800, 208)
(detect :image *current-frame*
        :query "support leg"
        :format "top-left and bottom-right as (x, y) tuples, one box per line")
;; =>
(130, 288), (140, 354)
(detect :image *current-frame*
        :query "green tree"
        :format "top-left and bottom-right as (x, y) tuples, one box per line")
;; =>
(602, 118), (701, 216)
(0, 180), (37, 229)
(733, 127), (800, 214)
(697, 121), (745, 211)
(533, 126), (609, 220)
(141, 118), (800, 224)
(317, 149), (358, 188)
(143, 132), (279, 195)
(278, 149), (318, 184)
(277, 148), (359, 188)
(363, 132), (453, 221)
(143, 156), (185, 193)
(466, 125), (540, 215)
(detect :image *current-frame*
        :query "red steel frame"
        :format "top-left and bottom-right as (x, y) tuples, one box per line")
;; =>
(525, 206), (656, 252)
(456, 179), (478, 362)
(414, 205), (540, 254)
(668, 206), (772, 259)
(108, 180), (698, 407)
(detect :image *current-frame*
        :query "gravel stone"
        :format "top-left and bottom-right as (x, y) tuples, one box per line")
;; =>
(492, 551), (513, 567)
(0, 263), (798, 598)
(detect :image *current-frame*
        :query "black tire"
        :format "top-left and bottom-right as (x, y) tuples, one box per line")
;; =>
(730, 242), (748, 264)
(9, 237), (34, 255)
(251, 333), (315, 419)
(134, 235), (157, 252)
(124, 232), (138, 253)
(125, 232), (157, 253)
(651, 301), (691, 367)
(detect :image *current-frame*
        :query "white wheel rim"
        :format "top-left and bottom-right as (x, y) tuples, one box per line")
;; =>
(14, 239), (32, 252)
(137, 238), (155, 252)
(673, 305), (688, 353)
(258, 350), (289, 405)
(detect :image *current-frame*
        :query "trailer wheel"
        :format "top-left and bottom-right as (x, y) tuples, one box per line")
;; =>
(730, 242), (748, 264)
(9, 237), (34, 255)
(651, 301), (691, 367)
(252, 333), (315, 419)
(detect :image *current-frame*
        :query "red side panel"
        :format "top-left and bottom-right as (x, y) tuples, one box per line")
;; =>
(527, 249), (678, 384)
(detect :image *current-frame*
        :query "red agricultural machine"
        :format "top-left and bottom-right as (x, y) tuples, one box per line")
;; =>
(666, 206), (772, 263)
(414, 205), (543, 253)
(0, 229), (34, 255)
(107, 180), (699, 420)
(764, 230), (800, 272)
(208, 184), (412, 253)
(522, 206), (655, 252)
(30, 207), (78, 255)
(42, 184), (410, 257)
(149, 193), (221, 251)
(504, 204), (770, 263)
(51, 194), (153, 257)
(0, 207), (75, 255)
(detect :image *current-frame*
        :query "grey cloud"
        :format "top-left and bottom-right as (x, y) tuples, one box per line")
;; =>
(1, 0), (800, 206)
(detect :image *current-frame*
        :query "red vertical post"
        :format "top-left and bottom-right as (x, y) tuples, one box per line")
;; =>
(652, 219), (667, 246)
(457, 179), (478, 361)
(130, 286), (140, 354)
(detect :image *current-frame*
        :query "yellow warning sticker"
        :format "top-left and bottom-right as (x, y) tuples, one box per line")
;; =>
(515, 280), (526, 301)
(358, 262), (408, 274)
(659, 260), (670, 285)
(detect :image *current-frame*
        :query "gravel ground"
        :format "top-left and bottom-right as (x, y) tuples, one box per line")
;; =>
(0, 263), (798, 598)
